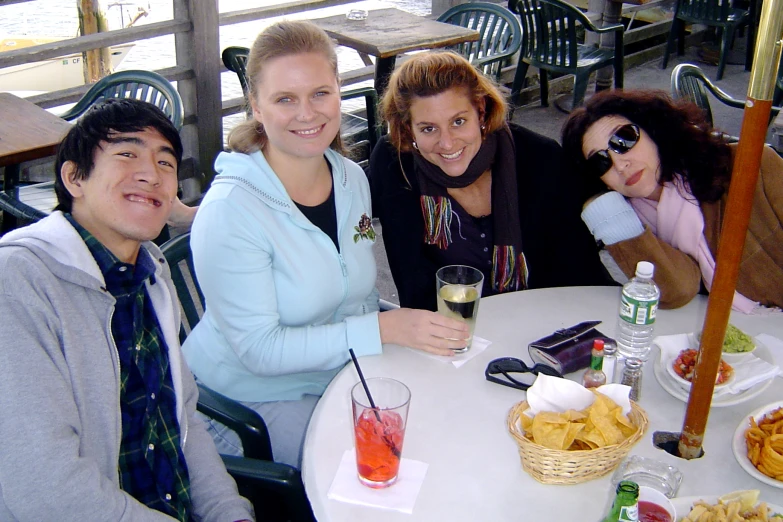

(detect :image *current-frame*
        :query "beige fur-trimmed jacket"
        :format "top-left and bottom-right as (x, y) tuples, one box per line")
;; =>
(606, 145), (783, 309)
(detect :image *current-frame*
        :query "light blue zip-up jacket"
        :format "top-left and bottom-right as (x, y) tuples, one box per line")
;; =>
(182, 148), (382, 403)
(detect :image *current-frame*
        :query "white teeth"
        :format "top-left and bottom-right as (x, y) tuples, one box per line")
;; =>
(440, 149), (463, 160)
(127, 195), (158, 206)
(295, 127), (320, 136)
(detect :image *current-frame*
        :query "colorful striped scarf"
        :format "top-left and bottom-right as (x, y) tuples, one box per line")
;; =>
(413, 124), (528, 292)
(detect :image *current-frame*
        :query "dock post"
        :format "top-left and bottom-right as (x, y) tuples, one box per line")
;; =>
(174, 0), (222, 191)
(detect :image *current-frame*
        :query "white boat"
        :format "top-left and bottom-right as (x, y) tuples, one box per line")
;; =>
(0, 37), (134, 92)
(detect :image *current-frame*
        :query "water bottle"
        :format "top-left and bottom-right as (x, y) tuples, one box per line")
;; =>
(615, 261), (660, 361)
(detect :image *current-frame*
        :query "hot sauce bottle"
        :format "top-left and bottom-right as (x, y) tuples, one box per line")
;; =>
(582, 339), (607, 389)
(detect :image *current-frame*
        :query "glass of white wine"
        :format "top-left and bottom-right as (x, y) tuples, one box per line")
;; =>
(435, 265), (484, 353)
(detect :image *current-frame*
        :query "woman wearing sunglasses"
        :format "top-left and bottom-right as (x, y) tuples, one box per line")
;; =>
(370, 51), (610, 311)
(562, 89), (783, 311)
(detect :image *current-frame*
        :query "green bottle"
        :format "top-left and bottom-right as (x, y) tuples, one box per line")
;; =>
(603, 481), (639, 522)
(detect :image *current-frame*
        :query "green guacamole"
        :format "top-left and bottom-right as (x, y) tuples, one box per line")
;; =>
(700, 324), (755, 353)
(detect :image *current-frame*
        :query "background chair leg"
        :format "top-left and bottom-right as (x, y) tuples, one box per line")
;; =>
(716, 27), (732, 80)
(676, 21), (686, 56)
(510, 62), (530, 106)
(572, 74), (590, 109)
(540, 70), (550, 107)
(662, 19), (678, 69)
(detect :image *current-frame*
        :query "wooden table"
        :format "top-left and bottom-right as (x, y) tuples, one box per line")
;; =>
(0, 92), (71, 232)
(302, 287), (783, 521)
(311, 8), (480, 96)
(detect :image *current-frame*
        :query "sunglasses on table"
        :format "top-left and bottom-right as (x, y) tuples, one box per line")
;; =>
(585, 123), (641, 178)
(484, 357), (563, 391)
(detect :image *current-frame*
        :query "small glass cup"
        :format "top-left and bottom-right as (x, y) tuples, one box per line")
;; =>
(346, 9), (368, 20)
(610, 455), (683, 498)
(351, 378), (410, 488)
(435, 265), (483, 353)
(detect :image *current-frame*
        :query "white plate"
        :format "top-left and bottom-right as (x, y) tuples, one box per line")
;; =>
(653, 338), (775, 407)
(672, 495), (783, 520)
(731, 401), (783, 489)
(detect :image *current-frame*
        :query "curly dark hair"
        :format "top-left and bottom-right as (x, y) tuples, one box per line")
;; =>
(561, 89), (733, 204)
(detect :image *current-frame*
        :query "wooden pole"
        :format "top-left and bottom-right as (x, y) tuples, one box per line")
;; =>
(677, 0), (783, 459)
(78, 0), (113, 84)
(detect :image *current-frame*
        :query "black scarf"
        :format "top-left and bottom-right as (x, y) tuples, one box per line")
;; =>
(413, 124), (528, 292)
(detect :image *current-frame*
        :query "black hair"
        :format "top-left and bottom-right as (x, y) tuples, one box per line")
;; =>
(54, 98), (184, 212)
(561, 89), (733, 204)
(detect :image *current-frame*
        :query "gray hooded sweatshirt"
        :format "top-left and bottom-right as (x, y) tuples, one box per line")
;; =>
(0, 212), (253, 521)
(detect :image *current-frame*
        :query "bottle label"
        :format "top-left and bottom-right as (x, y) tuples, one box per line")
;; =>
(619, 504), (639, 521)
(619, 291), (658, 325)
(590, 354), (603, 371)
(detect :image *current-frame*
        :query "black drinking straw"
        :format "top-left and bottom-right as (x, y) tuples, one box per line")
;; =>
(349, 348), (379, 411)
(348, 348), (401, 458)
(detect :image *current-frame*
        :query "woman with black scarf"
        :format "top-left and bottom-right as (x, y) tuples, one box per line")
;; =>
(370, 51), (612, 311)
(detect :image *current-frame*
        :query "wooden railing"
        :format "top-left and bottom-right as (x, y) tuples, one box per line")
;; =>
(0, 0), (369, 188)
(0, 0), (678, 188)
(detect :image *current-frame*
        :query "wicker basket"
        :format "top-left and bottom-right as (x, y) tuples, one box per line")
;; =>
(507, 400), (648, 485)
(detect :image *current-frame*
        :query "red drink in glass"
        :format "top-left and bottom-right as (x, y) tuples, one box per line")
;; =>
(351, 378), (410, 488)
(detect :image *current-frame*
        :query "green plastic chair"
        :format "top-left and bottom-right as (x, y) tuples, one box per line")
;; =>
(661, 0), (749, 81)
(510, 0), (624, 109)
(436, 2), (523, 81)
(1, 70), (184, 235)
(222, 46), (380, 157)
(59, 69), (184, 129)
(160, 232), (316, 522)
(671, 63), (781, 143)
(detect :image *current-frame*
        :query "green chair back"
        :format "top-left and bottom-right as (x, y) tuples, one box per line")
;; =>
(59, 69), (184, 129)
(671, 63), (780, 142)
(511, 0), (624, 109)
(160, 232), (204, 344)
(221, 46), (380, 157)
(437, 2), (522, 81)
(1, 70), (184, 235)
(661, 0), (749, 81)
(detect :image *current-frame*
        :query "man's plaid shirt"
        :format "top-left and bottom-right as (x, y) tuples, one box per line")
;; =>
(66, 214), (193, 521)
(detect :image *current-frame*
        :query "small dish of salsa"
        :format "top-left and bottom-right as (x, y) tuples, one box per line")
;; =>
(639, 500), (673, 522)
(638, 486), (676, 522)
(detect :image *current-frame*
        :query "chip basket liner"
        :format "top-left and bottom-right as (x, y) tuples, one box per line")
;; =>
(507, 400), (648, 484)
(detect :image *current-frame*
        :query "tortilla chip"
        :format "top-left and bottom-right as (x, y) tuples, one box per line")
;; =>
(522, 393), (637, 451)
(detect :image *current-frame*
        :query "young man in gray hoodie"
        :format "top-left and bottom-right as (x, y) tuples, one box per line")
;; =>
(0, 99), (253, 522)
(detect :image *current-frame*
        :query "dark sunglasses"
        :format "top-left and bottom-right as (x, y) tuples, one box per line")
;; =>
(585, 123), (641, 178)
(484, 357), (563, 391)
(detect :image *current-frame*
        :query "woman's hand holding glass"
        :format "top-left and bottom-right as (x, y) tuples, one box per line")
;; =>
(378, 308), (469, 356)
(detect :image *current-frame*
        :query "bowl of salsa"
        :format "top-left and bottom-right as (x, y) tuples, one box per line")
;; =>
(667, 348), (734, 392)
(639, 486), (676, 522)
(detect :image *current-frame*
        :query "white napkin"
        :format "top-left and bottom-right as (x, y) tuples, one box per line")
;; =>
(524, 373), (632, 417)
(653, 333), (782, 397)
(410, 335), (491, 368)
(327, 449), (428, 514)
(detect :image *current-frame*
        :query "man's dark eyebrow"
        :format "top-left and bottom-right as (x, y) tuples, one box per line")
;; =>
(105, 135), (178, 161)
(106, 135), (144, 146)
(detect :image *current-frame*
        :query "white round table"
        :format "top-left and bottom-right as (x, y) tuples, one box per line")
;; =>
(302, 287), (783, 521)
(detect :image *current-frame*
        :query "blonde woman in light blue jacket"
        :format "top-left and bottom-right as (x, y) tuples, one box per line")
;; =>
(182, 20), (468, 468)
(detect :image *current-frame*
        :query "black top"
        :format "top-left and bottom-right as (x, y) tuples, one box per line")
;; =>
(295, 178), (340, 253)
(429, 200), (496, 298)
(369, 123), (614, 311)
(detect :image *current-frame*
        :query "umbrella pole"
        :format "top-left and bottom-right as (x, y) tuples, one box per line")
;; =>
(677, 1), (783, 460)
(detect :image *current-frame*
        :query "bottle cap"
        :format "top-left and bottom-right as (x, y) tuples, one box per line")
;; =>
(593, 339), (605, 352)
(635, 261), (654, 279)
(624, 358), (643, 370)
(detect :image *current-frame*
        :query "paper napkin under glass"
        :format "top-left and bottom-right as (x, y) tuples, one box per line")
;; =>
(409, 335), (491, 368)
(653, 333), (782, 397)
(524, 373), (633, 416)
(327, 449), (428, 514)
